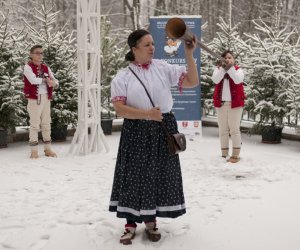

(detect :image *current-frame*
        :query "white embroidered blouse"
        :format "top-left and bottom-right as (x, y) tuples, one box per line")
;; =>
(111, 59), (186, 113)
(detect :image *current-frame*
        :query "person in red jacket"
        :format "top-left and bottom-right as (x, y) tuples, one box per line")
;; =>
(212, 50), (245, 163)
(23, 45), (59, 159)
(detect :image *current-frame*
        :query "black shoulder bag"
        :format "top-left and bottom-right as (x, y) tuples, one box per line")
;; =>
(128, 67), (186, 155)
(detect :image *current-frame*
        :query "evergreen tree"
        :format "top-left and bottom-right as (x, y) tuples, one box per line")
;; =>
(286, 87), (300, 133)
(207, 17), (249, 60)
(285, 30), (300, 133)
(200, 50), (215, 113)
(201, 17), (248, 112)
(23, 0), (77, 128)
(100, 17), (129, 117)
(244, 18), (300, 127)
(286, 67), (300, 133)
(0, 12), (24, 131)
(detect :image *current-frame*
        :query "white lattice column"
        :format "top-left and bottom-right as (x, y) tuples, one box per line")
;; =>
(69, 0), (109, 155)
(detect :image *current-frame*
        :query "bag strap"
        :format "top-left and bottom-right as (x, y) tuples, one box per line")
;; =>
(128, 67), (155, 107)
(128, 66), (172, 137)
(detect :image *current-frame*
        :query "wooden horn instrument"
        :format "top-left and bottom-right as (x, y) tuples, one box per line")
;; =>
(165, 17), (221, 59)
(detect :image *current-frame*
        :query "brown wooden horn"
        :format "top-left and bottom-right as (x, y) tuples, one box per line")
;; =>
(166, 17), (221, 59)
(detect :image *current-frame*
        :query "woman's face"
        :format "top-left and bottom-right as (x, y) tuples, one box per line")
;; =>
(132, 34), (155, 63)
(223, 53), (235, 65)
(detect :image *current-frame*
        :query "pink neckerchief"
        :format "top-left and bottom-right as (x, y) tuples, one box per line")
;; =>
(133, 61), (152, 70)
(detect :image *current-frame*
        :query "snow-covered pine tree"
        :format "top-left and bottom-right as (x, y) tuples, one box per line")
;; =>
(207, 17), (248, 60)
(200, 50), (215, 114)
(100, 16), (129, 117)
(201, 17), (248, 112)
(244, 18), (300, 127)
(0, 12), (24, 131)
(285, 32), (300, 133)
(286, 81), (300, 133)
(23, 0), (77, 129)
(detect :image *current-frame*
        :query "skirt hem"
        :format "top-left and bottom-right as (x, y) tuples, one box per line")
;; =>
(109, 206), (186, 223)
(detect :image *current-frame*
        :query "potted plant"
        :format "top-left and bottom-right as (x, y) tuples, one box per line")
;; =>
(244, 19), (300, 143)
(261, 122), (283, 143)
(101, 110), (115, 135)
(50, 59), (77, 141)
(51, 102), (77, 141)
(245, 76), (286, 144)
(286, 76), (300, 136)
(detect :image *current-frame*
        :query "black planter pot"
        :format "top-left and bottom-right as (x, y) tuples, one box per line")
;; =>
(51, 125), (68, 142)
(0, 129), (8, 148)
(101, 119), (113, 135)
(261, 126), (283, 144)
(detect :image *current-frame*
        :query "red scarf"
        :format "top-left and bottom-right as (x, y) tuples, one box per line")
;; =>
(134, 61), (152, 70)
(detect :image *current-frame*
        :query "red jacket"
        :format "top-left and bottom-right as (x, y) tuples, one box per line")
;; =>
(213, 65), (245, 108)
(23, 62), (53, 100)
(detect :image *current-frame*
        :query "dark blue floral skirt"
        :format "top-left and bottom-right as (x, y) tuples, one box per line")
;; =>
(109, 113), (186, 223)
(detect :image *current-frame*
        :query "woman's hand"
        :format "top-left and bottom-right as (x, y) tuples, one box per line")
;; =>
(147, 107), (163, 122)
(184, 35), (196, 55)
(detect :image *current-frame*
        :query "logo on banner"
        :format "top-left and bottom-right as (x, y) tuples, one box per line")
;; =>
(194, 121), (199, 128)
(164, 38), (182, 57)
(182, 121), (188, 127)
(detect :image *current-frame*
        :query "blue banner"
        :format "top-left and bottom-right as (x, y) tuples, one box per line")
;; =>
(149, 16), (202, 132)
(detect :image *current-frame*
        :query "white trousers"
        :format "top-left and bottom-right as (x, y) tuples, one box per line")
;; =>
(27, 94), (51, 145)
(216, 102), (243, 155)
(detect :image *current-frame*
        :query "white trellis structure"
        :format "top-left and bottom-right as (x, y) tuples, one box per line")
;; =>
(69, 0), (109, 155)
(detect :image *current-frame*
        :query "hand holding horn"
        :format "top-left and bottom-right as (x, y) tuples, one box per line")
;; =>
(166, 17), (223, 61)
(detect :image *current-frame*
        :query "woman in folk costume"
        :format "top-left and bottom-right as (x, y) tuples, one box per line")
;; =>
(109, 29), (199, 245)
(212, 50), (246, 163)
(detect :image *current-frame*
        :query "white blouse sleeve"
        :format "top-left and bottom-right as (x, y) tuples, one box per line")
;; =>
(211, 67), (226, 84)
(227, 66), (244, 84)
(160, 61), (187, 88)
(111, 72), (127, 103)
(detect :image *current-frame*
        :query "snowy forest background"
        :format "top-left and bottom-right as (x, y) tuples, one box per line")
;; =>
(1, 0), (300, 134)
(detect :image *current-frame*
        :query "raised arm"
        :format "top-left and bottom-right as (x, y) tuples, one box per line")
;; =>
(227, 67), (244, 84)
(211, 67), (226, 84)
(182, 37), (199, 88)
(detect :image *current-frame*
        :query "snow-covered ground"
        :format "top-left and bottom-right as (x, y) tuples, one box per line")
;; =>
(1, 126), (300, 250)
